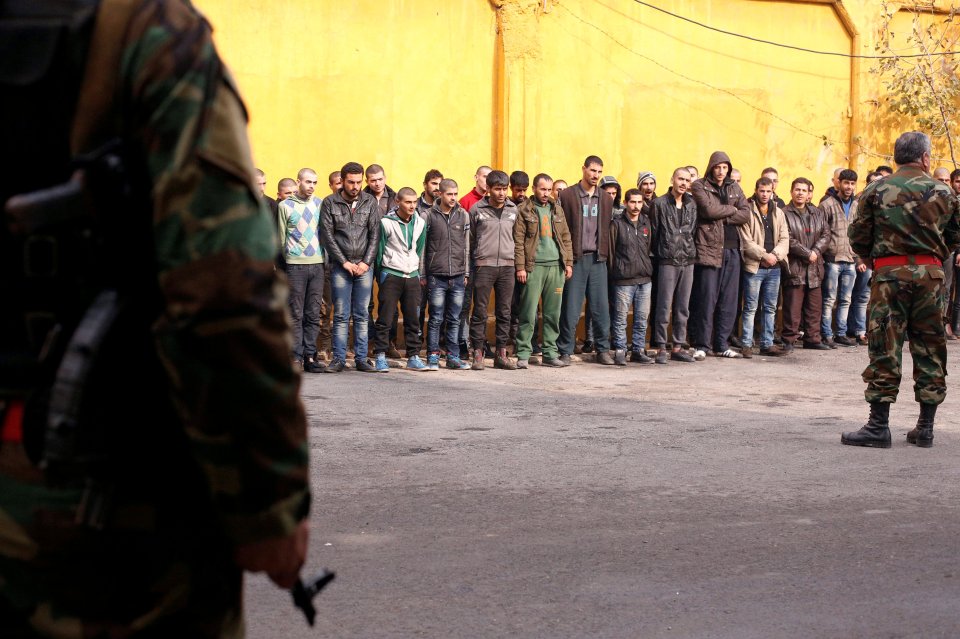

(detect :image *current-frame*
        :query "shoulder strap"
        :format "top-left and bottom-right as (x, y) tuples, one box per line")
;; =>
(70, 0), (140, 155)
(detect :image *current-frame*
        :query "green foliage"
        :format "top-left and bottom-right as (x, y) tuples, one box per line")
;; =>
(872, 1), (960, 166)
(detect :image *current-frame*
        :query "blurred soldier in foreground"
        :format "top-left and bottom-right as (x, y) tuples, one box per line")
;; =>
(842, 132), (960, 449)
(0, 1), (310, 636)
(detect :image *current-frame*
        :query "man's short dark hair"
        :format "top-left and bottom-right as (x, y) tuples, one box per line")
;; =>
(755, 176), (774, 190)
(341, 162), (364, 178)
(297, 167), (317, 180)
(328, 171), (341, 183)
(875, 164), (894, 174)
(509, 170), (530, 188)
(365, 163), (385, 178)
(532, 173), (552, 188)
(485, 170), (509, 188)
(624, 188), (642, 202)
(866, 171), (882, 183)
(396, 186), (417, 200)
(951, 169), (960, 181)
(584, 155), (603, 168)
(790, 177), (814, 191)
(278, 177), (296, 190)
(893, 132), (931, 165)
(439, 178), (458, 192)
(760, 167), (778, 176)
(838, 169), (858, 183)
(423, 169), (443, 184)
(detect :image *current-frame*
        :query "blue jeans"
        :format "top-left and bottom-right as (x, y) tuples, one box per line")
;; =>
(330, 263), (373, 362)
(427, 274), (466, 357)
(285, 262), (325, 362)
(848, 267), (872, 336)
(740, 267), (780, 349)
(612, 282), (651, 352)
(821, 261), (856, 339)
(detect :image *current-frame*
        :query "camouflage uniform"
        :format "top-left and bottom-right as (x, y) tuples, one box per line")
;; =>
(0, 1), (309, 637)
(848, 166), (960, 405)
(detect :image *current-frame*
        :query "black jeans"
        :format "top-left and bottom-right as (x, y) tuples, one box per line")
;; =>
(470, 265), (516, 349)
(689, 248), (742, 352)
(285, 262), (324, 362)
(375, 273), (422, 356)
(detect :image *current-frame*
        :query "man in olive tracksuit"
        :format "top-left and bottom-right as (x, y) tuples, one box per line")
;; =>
(514, 173), (573, 368)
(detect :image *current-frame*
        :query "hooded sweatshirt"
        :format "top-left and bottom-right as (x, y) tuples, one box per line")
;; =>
(689, 151), (751, 268)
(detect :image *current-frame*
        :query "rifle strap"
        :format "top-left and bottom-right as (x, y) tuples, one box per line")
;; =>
(70, 0), (140, 155)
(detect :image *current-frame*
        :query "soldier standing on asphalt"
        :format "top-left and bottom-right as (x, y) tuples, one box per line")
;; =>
(842, 131), (960, 449)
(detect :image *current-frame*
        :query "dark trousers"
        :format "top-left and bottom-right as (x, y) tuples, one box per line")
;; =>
(558, 252), (611, 355)
(375, 273), (422, 356)
(317, 274), (333, 352)
(689, 248), (741, 352)
(471, 265), (515, 349)
(782, 283), (824, 344)
(286, 262), (325, 362)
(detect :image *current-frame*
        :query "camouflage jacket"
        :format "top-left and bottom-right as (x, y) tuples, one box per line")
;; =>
(849, 166), (960, 262)
(0, 0), (309, 634)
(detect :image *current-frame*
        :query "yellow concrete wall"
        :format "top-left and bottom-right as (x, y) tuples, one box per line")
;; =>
(195, 0), (497, 196)
(194, 0), (954, 200)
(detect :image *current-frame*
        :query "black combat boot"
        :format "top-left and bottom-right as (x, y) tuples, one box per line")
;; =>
(841, 402), (892, 448)
(906, 403), (936, 448)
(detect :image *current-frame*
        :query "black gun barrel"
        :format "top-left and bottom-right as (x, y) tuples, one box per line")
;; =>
(291, 570), (336, 626)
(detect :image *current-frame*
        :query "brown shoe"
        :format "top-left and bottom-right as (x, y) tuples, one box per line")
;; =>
(387, 342), (403, 359)
(494, 348), (518, 370)
(471, 349), (485, 371)
(741, 346), (753, 359)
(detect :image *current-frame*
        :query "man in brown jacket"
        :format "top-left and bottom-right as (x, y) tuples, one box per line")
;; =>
(819, 169), (859, 348)
(738, 177), (790, 357)
(557, 155), (616, 365)
(781, 177), (831, 352)
(514, 173), (574, 368)
(689, 151), (752, 359)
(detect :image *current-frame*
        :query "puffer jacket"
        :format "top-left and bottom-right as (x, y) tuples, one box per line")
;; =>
(470, 196), (518, 270)
(649, 190), (698, 267)
(819, 192), (858, 263)
(320, 190), (381, 266)
(782, 202), (830, 287)
(690, 151), (751, 267)
(514, 197), (573, 272)
(423, 201), (470, 277)
(608, 212), (653, 285)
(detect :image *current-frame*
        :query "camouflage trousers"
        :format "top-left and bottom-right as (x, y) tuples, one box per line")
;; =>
(863, 264), (947, 405)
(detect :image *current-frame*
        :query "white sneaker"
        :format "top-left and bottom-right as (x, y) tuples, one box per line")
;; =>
(692, 349), (707, 361)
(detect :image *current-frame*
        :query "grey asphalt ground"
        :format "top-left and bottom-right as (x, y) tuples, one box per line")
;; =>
(245, 343), (960, 638)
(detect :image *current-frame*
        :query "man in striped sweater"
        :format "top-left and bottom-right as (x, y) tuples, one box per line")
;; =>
(278, 167), (326, 372)
(373, 188), (429, 371)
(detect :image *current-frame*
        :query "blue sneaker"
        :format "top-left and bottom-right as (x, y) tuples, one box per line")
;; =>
(375, 353), (390, 372)
(426, 353), (440, 371)
(407, 355), (428, 371)
(445, 355), (471, 370)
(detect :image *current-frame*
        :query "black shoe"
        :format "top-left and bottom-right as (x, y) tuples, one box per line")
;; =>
(355, 358), (377, 373)
(613, 349), (627, 366)
(655, 349), (668, 365)
(542, 356), (568, 368)
(559, 354), (572, 366)
(758, 346), (785, 357)
(304, 358), (326, 373)
(323, 358), (345, 373)
(728, 335), (743, 349)
(823, 337), (838, 349)
(484, 343), (496, 359)
(596, 350), (615, 365)
(582, 340), (595, 353)
(906, 403), (936, 448)
(834, 335), (857, 347)
(670, 349), (694, 362)
(803, 342), (832, 350)
(841, 402), (892, 448)
(630, 350), (654, 364)
(856, 334), (868, 346)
